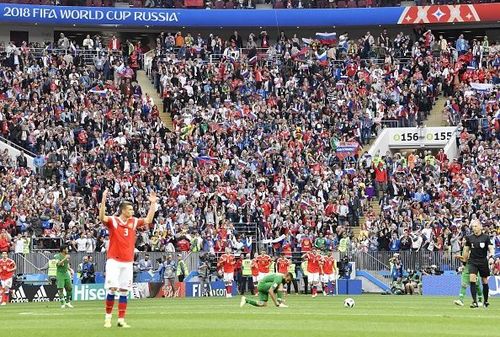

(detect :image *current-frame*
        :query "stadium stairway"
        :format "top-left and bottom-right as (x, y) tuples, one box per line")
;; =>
(136, 70), (174, 130)
(426, 95), (449, 127)
(356, 94), (448, 234)
(356, 270), (391, 293)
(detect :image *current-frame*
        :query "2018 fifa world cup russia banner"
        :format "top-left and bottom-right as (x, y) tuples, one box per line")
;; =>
(0, 3), (498, 27)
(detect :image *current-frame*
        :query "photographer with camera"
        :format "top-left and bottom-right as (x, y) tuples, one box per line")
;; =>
(198, 253), (212, 297)
(78, 255), (95, 284)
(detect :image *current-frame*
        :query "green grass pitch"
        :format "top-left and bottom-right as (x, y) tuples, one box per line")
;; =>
(0, 296), (498, 337)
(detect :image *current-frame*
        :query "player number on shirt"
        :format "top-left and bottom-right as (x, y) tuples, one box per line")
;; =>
(124, 228), (128, 237)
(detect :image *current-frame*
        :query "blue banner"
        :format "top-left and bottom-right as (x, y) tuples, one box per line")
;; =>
(422, 275), (500, 296)
(0, 4), (403, 27)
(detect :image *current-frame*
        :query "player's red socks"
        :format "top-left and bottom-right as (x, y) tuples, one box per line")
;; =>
(105, 292), (115, 315)
(312, 286), (317, 296)
(323, 285), (328, 294)
(118, 295), (127, 319)
(226, 285), (232, 295)
(3, 292), (9, 303)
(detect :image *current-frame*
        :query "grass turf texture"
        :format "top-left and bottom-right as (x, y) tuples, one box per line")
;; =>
(0, 295), (498, 337)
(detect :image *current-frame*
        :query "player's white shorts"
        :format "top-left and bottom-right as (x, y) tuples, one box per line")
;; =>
(252, 275), (258, 283)
(105, 259), (133, 290)
(257, 272), (268, 282)
(321, 273), (336, 283)
(0, 278), (12, 289)
(308, 272), (320, 283)
(223, 272), (234, 283)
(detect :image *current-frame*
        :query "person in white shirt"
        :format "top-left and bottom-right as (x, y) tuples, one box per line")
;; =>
(76, 234), (88, 252)
(82, 35), (94, 50)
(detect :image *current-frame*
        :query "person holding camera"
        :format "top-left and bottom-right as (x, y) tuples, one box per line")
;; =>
(198, 254), (212, 297)
(79, 255), (95, 284)
(162, 255), (177, 298)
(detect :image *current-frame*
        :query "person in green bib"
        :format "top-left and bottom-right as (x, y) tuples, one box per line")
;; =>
(55, 245), (74, 308)
(240, 272), (293, 308)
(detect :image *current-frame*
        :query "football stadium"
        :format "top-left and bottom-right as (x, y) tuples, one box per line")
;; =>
(0, 1), (499, 336)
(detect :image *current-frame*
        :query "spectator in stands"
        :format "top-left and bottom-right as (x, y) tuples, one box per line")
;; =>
(0, 229), (10, 252)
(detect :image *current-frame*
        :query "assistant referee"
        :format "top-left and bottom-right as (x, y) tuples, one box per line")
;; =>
(462, 219), (494, 308)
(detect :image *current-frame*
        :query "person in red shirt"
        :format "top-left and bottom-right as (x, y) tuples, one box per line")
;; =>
(218, 248), (236, 298)
(320, 254), (337, 296)
(0, 252), (16, 305)
(303, 249), (321, 297)
(276, 254), (291, 275)
(99, 188), (158, 328)
(301, 235), (312, 253)
(0, 230), (10, 253)
(374, 162), (388, 199)
(251, 253), (260, 295)
(256, 251), (272, 282)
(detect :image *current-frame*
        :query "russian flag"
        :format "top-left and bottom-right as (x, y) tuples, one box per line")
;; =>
(316, 51), (327, 62)
(89, 87), (107, 97)
(301, 38), (313, 45)
(467, 66), (476, 71)
(248, 55), (257, 65)
(197, 156), (218, 164)
(315, 32), (337, 45)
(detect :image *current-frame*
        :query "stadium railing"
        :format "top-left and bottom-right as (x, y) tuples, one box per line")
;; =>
(12, 249), (463, 277)
(0, 46), (129, 66)
(343, 250), (462, 273)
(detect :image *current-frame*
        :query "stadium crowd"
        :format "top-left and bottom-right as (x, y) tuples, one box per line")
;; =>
(0, 28), (498, 274)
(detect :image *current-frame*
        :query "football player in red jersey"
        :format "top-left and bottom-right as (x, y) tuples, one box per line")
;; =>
(218, 248), (236, 298)
(320, 253), (337, 296)
(99, 188), (157, 328)
(302, 249), (321, 297)
(256, 250), (272, 282)
(251, 253), (260, 295)
(0, 252), (16, 305)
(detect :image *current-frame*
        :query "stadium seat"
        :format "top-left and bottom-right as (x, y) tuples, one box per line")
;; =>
(274, 0), (284, 7)
(174, 0), (184, 7)
(347, 0), (357, 7)
(214, 0), (225, 8)
(336, 0), (346, 6)
(225, 0), (235, 8)
(357, 0), (366, 6)
(130, 0), (143, 7)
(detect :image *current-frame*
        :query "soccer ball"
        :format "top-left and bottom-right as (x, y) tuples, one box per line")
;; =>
(344, 298), (355, 308)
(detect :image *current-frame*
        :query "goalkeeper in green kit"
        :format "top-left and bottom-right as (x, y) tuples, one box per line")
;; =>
(454, 243), (483, 307)
(55, 246), (74, 308)
(240, 273), (293, 308)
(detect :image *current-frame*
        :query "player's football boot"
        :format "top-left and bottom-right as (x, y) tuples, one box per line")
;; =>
(65, 302), (74, 308)
(453, 299), (464, 306)
(240, 296), (246, 307)
(104, 319), (112, 328)
(0, 302), (6, 306)
(470, 302), (479, 308)
(483, 302), (489, 308)
(117, 321), (131, 328)
(278, 303), (288, 308)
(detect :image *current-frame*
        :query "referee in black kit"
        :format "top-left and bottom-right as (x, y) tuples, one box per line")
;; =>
(462, 219), (495, 308)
